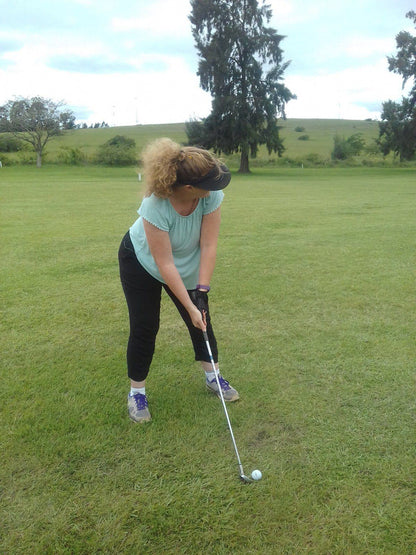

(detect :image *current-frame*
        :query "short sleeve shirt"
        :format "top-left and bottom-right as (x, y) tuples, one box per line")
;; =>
(129, 190), (224, 289)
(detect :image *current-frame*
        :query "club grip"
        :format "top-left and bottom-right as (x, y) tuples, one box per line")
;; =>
(203, 330), (215, 361)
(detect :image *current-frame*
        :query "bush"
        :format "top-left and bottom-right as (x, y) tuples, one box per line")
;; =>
(273, 153), (329, 168)
(294, 126), (305, 132)
(331, 133), (366, 160)
(304, 153), (327, 165)
(57, 147), (86, 165)
(332, 135), (349, 160)
(0, 154), (11, 166)
(347, 133), (366, 155)
(298, 135), (309, 141)
(0, 134), (24, 152)
(96, 135), (137, 166)
(365, 140), (381, 156)
(17, 151), (38, 165)
(105, 135), (136, 148)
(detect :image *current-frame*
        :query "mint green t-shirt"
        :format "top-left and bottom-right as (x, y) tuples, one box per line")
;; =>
(129, 190), (224, 290)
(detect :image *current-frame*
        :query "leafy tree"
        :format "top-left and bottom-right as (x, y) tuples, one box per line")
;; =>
(188, 0), (295, 173)
(59, 111), (76, 130)
(346, 133), (366, 156)
(388, 11), (416, 107)
(96, 135), (137, 166)
(379, 99), (415, 160)
(331, 135), (347, 160)
(0, 96), (75, 167)
(379, 11), (416, 161)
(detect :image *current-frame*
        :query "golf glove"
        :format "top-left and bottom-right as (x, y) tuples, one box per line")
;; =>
(189, 289), (209, 317)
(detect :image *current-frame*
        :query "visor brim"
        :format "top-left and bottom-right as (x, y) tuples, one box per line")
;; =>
(189, 164), (231, 191)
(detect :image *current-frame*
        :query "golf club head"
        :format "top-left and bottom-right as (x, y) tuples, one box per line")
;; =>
(240, 474), (254, 484)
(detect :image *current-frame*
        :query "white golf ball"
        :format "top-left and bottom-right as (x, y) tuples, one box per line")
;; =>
(251, 469), (262, 481)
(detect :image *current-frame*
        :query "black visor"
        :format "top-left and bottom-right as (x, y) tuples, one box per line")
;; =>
(184, 164), (231, 191)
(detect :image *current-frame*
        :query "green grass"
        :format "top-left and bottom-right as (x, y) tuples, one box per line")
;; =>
(1, 165), (415, 554)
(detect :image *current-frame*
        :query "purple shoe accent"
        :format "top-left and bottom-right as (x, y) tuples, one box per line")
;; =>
(132, 393), (148, 410)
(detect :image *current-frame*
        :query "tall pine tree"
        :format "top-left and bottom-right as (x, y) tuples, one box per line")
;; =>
(188, 0), (294, 173)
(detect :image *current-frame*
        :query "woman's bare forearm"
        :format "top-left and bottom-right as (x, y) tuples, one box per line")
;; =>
(158, 262), (195, 312)
(198, 244), (217, 287)
(198, 207), (221, 287)
(158, 262), (206, 330)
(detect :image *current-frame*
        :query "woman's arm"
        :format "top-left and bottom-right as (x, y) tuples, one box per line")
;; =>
(142, 219), (206, 330)
(198, 206), (221, 289)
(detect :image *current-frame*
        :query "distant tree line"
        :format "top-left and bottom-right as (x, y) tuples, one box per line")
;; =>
(76, 122), (110, 129)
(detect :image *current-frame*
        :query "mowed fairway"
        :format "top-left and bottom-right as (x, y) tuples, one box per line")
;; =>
(1, 165), (415, 554)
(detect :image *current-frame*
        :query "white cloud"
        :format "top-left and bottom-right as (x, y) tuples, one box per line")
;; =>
(112, 0), (192, 37)
(269, 0), (293, 21)
(269, 0), (323, 26)
(285, 58), (410, 120)
(341, 37), (397, 59)
(0, 46), (211, 125)
(0, 0), (414, 125)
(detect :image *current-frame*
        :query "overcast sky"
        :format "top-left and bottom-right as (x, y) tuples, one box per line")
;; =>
(0, 0), (414, 126)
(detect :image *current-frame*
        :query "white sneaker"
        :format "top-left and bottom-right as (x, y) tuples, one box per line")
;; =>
(128, 392), (151, 423)
(206, 376), (240, 402)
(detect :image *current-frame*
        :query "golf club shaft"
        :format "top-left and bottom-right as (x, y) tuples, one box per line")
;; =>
(203, 330), (245, 477)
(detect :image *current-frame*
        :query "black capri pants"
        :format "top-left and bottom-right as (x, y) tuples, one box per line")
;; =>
(118, 232), (218, 382)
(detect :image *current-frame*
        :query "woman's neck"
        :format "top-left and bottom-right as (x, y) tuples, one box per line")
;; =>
(171, 186), (197, 201)
(169, 191), (199, 216)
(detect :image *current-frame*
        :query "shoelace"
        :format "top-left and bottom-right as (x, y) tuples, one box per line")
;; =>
(133, 393), (148, 411)
(209, 375), (231, 391)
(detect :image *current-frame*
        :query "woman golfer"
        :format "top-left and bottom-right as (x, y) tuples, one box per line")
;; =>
(118, 138), (239, 423)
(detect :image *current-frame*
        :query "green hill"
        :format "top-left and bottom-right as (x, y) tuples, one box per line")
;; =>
(54, 123), (187, 157)
(1, 118), (384, 167)
(275, 118), (379, 158)
(56, 118), (379, 159)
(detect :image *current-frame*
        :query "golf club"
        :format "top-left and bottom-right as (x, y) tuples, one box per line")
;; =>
(202, 327), (259, 484)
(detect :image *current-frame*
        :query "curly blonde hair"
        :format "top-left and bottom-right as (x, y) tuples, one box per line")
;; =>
(142, 138), (221, 198)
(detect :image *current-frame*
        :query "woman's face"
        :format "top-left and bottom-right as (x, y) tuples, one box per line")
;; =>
(181, 184), (210, 199)
(192, 186), (211, 199)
